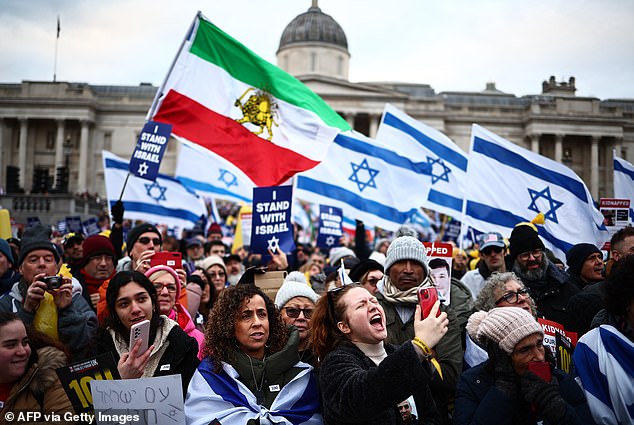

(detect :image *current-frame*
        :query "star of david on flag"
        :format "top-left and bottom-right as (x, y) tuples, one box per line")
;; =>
(462, 124), (608, 260)
(349, 158), (379, 192)
(375, 104), (468, 217)
(103, 150), (207, 231)
(218, 168), (238, 188)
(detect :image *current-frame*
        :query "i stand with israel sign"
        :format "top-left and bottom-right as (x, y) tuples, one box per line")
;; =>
(251, 186), (295, 256)
(129, 121), (172, 181)
(317, 205), (343, 250)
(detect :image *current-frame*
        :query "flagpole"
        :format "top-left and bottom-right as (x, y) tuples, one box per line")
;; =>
(458, 125), (476, 251)
(53, 15), (60, 82)
(146, 11), (201, 120)
(118, 173), (131, 202)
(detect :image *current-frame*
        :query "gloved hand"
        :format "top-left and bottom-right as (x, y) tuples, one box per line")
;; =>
(487, 341), (518, 399)
(521, 371), (566, 422)
(111, 200), (124, 224)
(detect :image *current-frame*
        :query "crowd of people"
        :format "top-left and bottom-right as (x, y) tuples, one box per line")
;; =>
(0, 203), (633, 425)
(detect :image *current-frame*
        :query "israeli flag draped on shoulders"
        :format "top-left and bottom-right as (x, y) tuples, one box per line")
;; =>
(295, 130), (431, 231)
(375, 104), (468, 217)
(613, 153), (634, 221)
(103, 150), (207, 230)
(463, 124), (608, 260)
(185, 357), (322, 425)
(175, 141), (254, 204)
(573, 325), (634, 425)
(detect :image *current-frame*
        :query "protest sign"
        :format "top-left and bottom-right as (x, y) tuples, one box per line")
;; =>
(538, 317), (577, 370)
(599, 198), (630, 249)
(129, 121), (172, 182)
(65, 215), (83, 233)
(83, 217), (101, 236)
(250, 185), (295, 255)
(423, 242), (453, 304)
(90, 375), (184, 425)
(317, 205), (343, 250)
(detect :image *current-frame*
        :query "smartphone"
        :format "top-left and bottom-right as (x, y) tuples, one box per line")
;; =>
(150, 251), (182, 269)
(129, 319), (150, 356)
(527, 361), (551, 382)
(417, 287), (440, 319)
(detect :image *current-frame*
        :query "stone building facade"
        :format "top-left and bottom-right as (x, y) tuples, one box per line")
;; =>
(1, 3), (632, 212)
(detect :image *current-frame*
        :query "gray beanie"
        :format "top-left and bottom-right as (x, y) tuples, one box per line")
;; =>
(329, 247), (356, 267)
(384, 236), (428, 272)
(274, 272), (320, 308)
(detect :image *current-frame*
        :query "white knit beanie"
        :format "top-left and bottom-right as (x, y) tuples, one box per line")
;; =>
(467, 307), (543, 355)
(329, 247), (356, 267)
(274, 272), (320, 308)
(384, 235), (428, 272)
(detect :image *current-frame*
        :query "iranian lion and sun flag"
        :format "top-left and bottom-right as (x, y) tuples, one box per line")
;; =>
(149, 12), (350, 187)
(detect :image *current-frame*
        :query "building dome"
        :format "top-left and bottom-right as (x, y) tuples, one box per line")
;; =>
(278, 4), (348, 52)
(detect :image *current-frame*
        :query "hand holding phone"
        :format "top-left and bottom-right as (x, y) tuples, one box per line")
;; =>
(418, 287), (441, 320)
(150, 251), (182, 269)
(129, 319), (150, 356)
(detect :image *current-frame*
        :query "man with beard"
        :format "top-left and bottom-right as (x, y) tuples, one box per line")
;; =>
(377, 228), (462, 424)
(508, 223), (578, 328)
(223, 253), (244, 285)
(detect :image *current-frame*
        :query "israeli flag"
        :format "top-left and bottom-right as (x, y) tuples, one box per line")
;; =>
(613, 153), (634, 220)
(375, 104), (467, 217)
(463, 124), (608, 260)
(175, 141), (254, 204)
(103, 150), (207, 231)
(295, 130), (432, 231)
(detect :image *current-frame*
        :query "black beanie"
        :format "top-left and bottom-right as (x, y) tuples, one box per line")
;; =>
(18, 225), (61, 265)
(565, 243), (601, 277)
(125, 223), (162, 255)
(508, 224), (545, 260)
(349, 259), (384, 282)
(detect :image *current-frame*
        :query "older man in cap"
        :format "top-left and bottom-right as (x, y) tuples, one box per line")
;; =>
(0, 226), (97, 359)
(376, 228), (463, 424)
(77, 234), (117, 311)
(509, 223), (578, 328)
(461, 232), (508, 299)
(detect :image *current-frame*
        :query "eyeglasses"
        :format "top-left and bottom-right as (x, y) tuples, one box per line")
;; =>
(481, 246), (504, 255)
(137, 237), (161, 246)
(495, 288), (530, 305)
(207, 271), (226, 279)
(517, 249), (542, 262)
(512, 339), (544, 357)
(153, 282), (178, 293)
(283, 307), (314, 319)
(327, 286), (346, 322)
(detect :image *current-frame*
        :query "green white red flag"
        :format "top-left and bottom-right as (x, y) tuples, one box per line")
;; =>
(150, 12), (350, 187)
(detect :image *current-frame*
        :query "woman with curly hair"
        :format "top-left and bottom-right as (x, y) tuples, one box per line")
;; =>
(185, 283), (322, 425)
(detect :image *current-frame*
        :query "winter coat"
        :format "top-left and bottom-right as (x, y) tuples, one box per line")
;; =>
(454, 362), (594, 425)
(96, 315), (199, 396)
(0, 280), (98, 361)
(565, 279), (604, 337)
(0, 346), (75, 423)
(319, 341), (440, 425)
(167, 303), (205, 360)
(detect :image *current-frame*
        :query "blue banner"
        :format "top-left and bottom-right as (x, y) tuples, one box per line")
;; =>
(65, 216), (83, 233)
(250, 185), (295, 255)
(129, 120), (172, 182)
(442, 217), (461, 243)
(26, 217), (42, 228)
(82, 217), (101, 236)
(317, 205), (342, 250)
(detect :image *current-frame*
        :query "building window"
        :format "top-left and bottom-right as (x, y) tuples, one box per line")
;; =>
(46, 131), (55, 150)
(338, 56), (343, 76)
(104, 131), (112, 150)
(563, 147), (572, 164)
(311, 52), (317, 72)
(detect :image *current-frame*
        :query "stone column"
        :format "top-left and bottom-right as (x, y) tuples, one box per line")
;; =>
(77, 120), (90, 193)
(614, 137), (623, 159)
(0, 119), (4, 189)
(530, 134), (540, 153)
(554, 134), (563, 162)
(54, 119), (65, 169)
(18, 118), (28, 189)
(345, 113), (355, 130)
(590, 136), (599, 199)
(369, 114), (379, 138)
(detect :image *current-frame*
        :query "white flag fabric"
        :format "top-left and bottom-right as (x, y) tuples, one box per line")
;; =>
(463, 124), (608, 260)
(103, 150), (207, 231)
(294, 131), (431, 231)
(613, 153), (634, 220)
(175, 142), (254, 204)
(375, 104), (467, 217)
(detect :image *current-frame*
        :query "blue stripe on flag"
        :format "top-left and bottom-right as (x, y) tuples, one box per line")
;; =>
(277, 371), (322, 425)
(614, 158), (634, 180)
(473, 136), (588, 203)
(334, 133), (431, 175)
(110, 200), (201, 224)
(198, 358), (251, 407)
(383, 111), (468, 171)
(177, 176), (252, 203)
(297, 176), (417, 224)
(465, 200), (573, 253)
(428, 189), (463, 211)
(573, 340), (614, 411)
(600, 327), (634, 378)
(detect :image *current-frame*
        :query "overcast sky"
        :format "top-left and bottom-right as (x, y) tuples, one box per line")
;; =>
(1, 0), (633, 100)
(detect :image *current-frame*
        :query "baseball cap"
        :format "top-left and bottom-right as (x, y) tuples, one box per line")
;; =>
(479, 232), (505, 251)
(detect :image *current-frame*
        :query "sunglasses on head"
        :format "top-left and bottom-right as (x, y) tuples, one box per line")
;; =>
(283, 307), (314, 319)
(138, 237), (161, 245)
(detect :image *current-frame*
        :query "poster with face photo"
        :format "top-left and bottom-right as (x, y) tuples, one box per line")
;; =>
(423, 242), (453, 305)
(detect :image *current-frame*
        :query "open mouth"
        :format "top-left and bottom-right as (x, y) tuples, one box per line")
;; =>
(251, 332), (265, 340)
(130, 316), (146, 324)
(370, 313), (384, 329)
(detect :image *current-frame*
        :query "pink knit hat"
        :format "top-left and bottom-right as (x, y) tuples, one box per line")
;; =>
(466, 307), (543, 355)
(145, 265), (181, 300)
